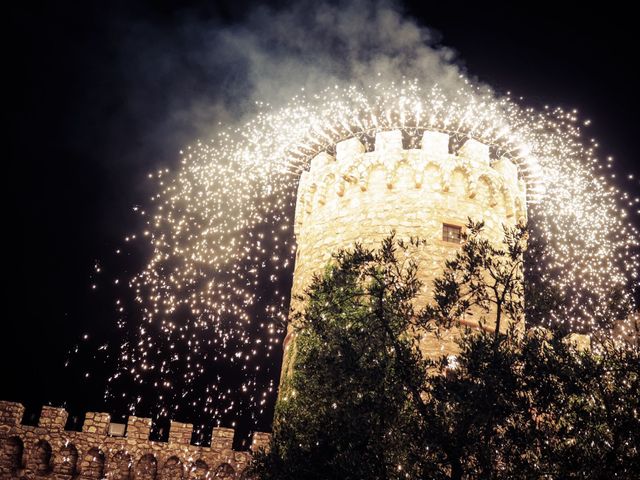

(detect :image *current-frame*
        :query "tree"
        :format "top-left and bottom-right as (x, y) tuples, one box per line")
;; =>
(253, 235), (429, 479)
(252, 226), (640, 480)
(418, 327), (640, 479)
(426, 220), (527, 342)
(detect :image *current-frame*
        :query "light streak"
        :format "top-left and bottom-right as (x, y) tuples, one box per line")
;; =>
(107, 79), (638, 426)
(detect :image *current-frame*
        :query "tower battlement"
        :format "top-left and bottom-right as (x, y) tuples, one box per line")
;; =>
(0, 401), (269, 479)
(294, 130), (527, 237)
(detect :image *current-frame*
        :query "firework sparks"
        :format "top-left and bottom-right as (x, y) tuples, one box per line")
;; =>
(107, 79), (638, 429)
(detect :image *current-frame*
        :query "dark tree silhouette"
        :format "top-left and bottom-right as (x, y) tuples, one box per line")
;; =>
(252, 229), (639, 479)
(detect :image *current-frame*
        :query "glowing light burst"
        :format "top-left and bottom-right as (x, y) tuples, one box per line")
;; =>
(110, 80), (638, 425)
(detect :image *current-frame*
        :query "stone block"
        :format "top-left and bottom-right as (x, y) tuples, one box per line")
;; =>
(0, 401), (24, 426)
(421, 131), (449, 157)
(458, 138), (490, 165)
(336, 137), (364, 164)
(168, 421), (193, 445)
(39, 406), (68, 430)
(211, 427), (234, 450)
(126, 416), (152, 441)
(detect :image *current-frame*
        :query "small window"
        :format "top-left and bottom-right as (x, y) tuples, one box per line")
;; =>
(442, 224), (462, 244)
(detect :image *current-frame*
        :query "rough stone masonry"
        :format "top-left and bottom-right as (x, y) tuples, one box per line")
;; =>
(0, 400), (270, 479)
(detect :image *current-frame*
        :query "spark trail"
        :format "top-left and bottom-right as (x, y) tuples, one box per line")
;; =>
(108, 79), (639, 431)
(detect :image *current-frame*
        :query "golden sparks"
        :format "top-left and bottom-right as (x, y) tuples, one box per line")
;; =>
(109, 79), (638, 424)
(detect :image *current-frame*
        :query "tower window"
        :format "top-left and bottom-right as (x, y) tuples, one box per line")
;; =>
(442, 224), (462, 244)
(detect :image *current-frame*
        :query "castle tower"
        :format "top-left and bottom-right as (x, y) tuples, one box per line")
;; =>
(282, 130), (528, 374)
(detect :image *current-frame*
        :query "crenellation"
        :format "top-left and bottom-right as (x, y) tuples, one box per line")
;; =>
(374, 130), (403, 153)
(296, 131), (525, 226)
(211, 427), (234, 451)
(335, 137), (364, 164)
(126, 416), (152, 441)
(168, 421), (193, 445)
(82, 411), (110, 435)
(563, 333), (591, 352)
(0, 401), (270, 479)
(458, 138), (490, 166)
(309, 151), (334, 171)
(421, 130), (449, 157)
(0, 401), (24, 427)
(39, 406), (68, 430)
(518, 177), (527, 196)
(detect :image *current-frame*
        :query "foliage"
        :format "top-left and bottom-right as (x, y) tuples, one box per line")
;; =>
(425, 220), (526, 340)
(252, 224), (640, 479)
(253, 235), (429, 479)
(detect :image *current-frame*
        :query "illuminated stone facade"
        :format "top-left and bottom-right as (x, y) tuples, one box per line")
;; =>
(0, 401), (270, 479)
(283, 130), (528, 374)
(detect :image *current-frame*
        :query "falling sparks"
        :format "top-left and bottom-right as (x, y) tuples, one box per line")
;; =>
(106, 79), (638, 429)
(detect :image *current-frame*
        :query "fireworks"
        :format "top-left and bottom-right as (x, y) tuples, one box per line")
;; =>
(108, 79), (638, 431)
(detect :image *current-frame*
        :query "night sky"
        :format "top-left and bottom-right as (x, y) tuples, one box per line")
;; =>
(4, 0), (639, 447)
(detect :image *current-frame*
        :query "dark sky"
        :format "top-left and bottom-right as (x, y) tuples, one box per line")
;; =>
(4, 0), (639, 446)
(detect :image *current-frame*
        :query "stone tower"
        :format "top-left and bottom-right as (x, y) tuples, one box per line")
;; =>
(282, 129), (528, 375)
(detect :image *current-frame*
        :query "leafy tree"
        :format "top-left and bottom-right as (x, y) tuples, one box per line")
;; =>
(253, 235), (430, 479)
(426, 220), (526, 342)
(252, 225), (640, 480)
(418, 327), (639, 479)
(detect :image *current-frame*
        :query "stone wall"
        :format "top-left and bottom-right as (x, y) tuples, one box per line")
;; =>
(283, 130), (528, 375)
(0, 401), (270, 479)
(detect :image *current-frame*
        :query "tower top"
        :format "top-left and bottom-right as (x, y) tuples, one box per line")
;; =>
(294, 130), (527, 237)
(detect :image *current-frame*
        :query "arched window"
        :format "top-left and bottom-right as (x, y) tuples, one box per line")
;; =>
(160, 456), (183, 480)
(189, 459), (209, 480)
(214, 462), (235, 479)
(134, 453), (157, 480)
(32, 439), (52, 474)
(55, 443), (78, 475)
(110, 450), (132, 480)
(0, 436), (23, 473)
(81, 447), (105, 479)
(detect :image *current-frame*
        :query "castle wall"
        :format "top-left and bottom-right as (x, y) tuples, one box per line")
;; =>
(286, 130), (527, 363)
(0, 401), (270, 479)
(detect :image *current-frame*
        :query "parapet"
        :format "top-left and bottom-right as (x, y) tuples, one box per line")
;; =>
(336, 137), (365, 163)
(211, 427), (235, 450)
(0, 401), (24, 426)
(375, 130), (403, 154)
(458, 138), (490, 166)
(294, 130), (528, 236)
(0, 400), (271, 480)
(82, 412), (110, 434)
(421, 131), (448, 158)
(126, 415), (152, 441)
(168, 420), (193, 445)
(39, 406), (68, 430)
